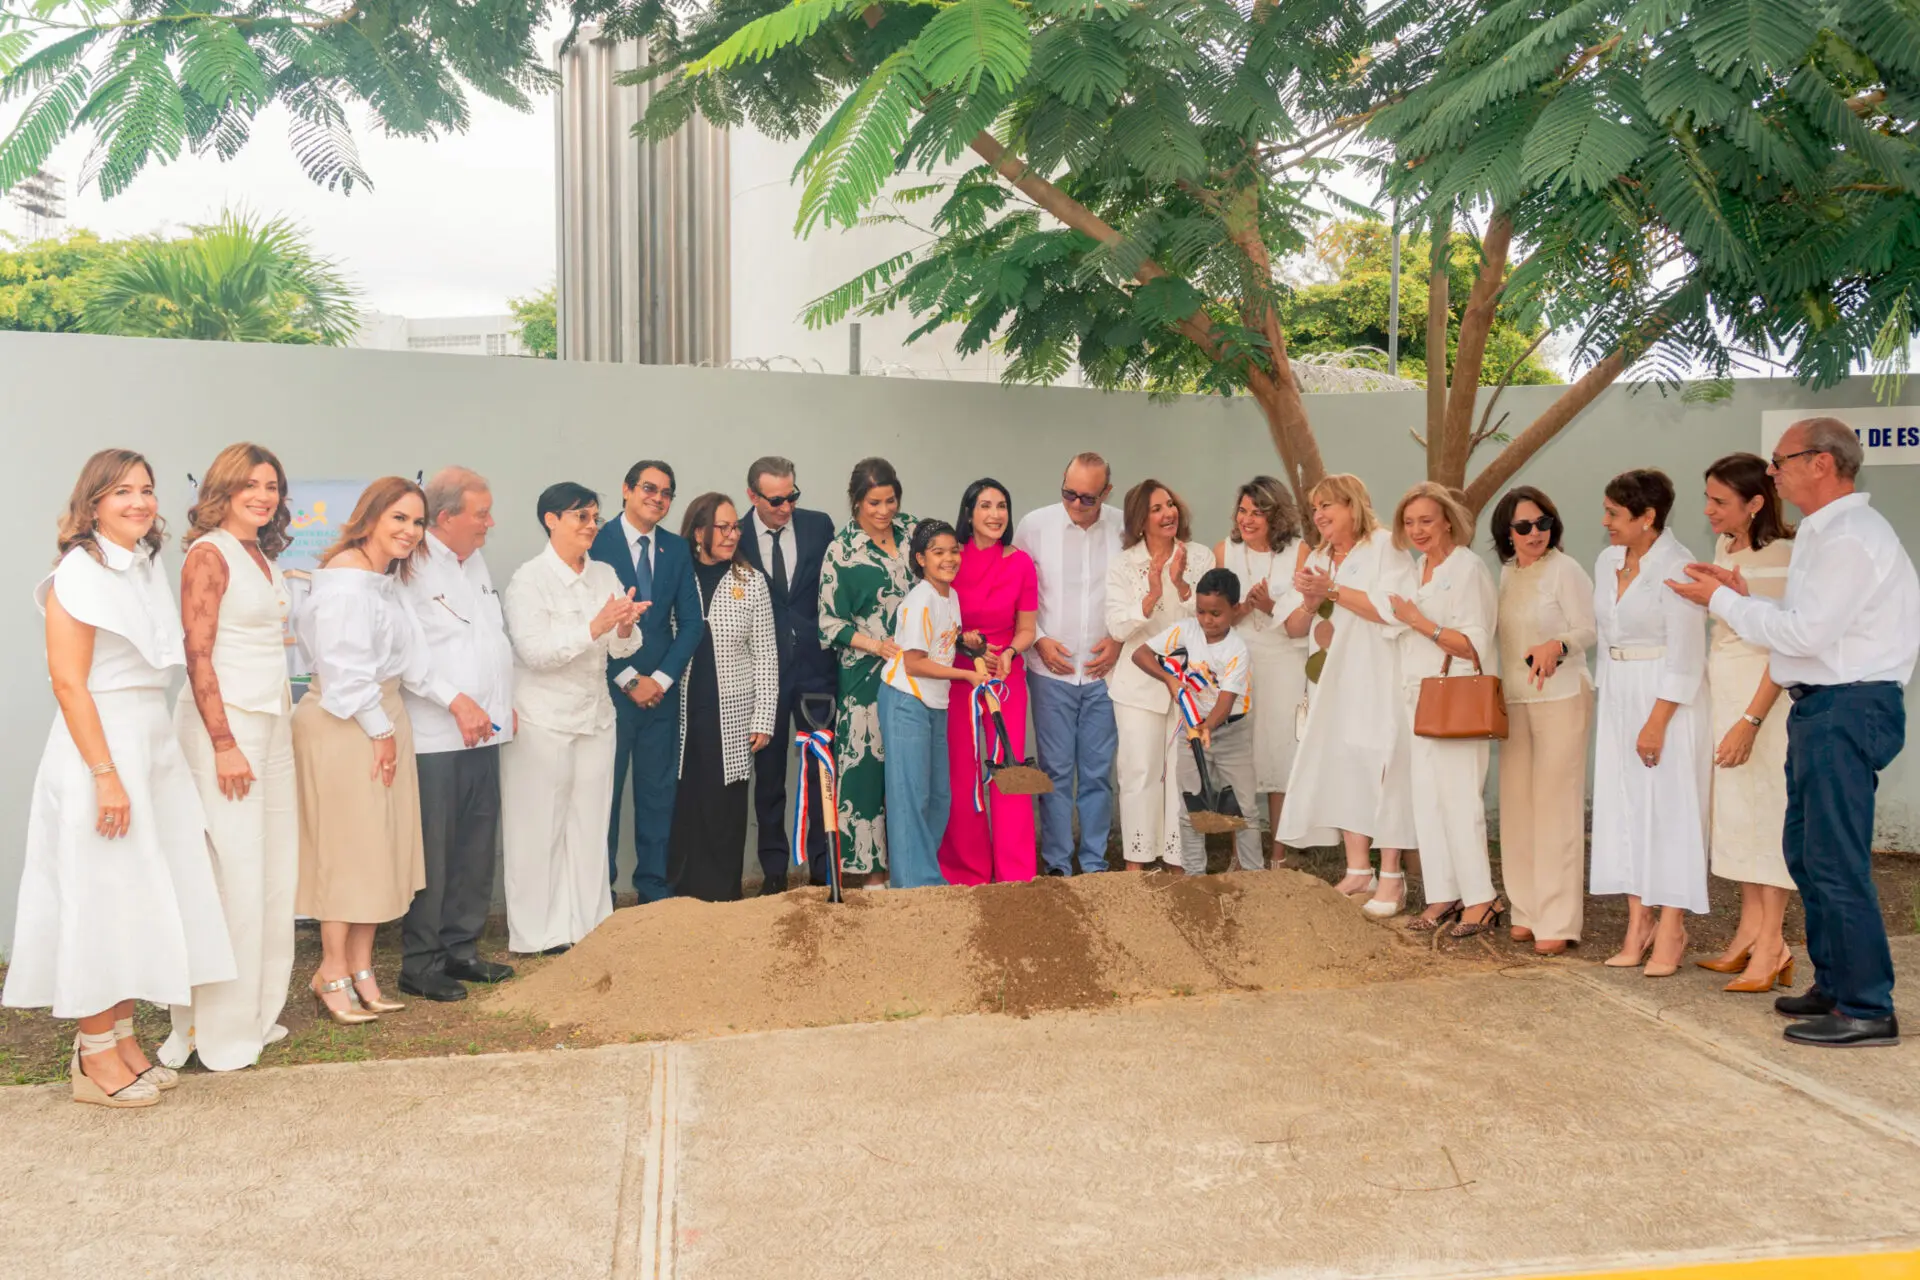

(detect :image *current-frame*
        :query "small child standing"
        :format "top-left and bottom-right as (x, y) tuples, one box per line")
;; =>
(1129, 568), (1258, 875)
(879, 520), (984, 889)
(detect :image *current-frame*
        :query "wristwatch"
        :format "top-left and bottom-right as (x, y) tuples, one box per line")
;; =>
(616, 671), (641, 693)
(1742, 713), (1764, 728)
(1431, 624), (1444, 643)
(1327, 584), (1342, 604)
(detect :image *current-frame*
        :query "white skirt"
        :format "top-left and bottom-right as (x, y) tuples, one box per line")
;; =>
(3, 689), (237, 1018)
(1590, 662), (1711, 913)
(1706, 647), (1794, 890)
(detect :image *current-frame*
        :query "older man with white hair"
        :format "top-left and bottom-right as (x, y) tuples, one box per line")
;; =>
(395, 466), (518, 1001)
(1671, 417), (1920, 1049)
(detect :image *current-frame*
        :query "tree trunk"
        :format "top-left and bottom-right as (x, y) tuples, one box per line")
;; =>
(1461, 346), (1631, 514)
(1248, 364), (1328, 517)
(1424, 219), (1450, 475)
(1435, 212), (1512, 491)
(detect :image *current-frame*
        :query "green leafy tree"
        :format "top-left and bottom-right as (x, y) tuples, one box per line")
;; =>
(509, 284), (558, 358)
(81, 209), (359, 344)
(0, 228), (123, 331)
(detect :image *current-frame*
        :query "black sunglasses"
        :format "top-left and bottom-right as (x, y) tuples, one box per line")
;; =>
(757, 489), (802, 508)
(1509, 516), (1556, 536)
(1061, 487), (1105, 507)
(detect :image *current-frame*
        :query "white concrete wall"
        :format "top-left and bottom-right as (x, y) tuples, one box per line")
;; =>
(3, 329), (1918, 953)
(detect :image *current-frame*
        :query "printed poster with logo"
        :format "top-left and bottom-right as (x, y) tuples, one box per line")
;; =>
(283, 480), (370, 692)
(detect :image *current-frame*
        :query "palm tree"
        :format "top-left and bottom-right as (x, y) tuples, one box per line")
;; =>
(81, 210), (359, 345)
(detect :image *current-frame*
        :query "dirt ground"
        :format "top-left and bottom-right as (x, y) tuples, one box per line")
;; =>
(4, 843), (1917, 1086)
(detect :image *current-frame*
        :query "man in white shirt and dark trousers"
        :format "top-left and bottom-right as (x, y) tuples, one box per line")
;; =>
(397, 467), (518, 1001)
(1673, 418), (1920, 1048)
(739, 457), (838, 893)
(1013, 453), (1125, 876)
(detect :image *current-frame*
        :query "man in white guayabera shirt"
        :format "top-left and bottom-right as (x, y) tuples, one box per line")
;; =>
(395, 466), (518, 1002)
(1671, 417), (1920, 1050)
(1013, 453), (1124, 876)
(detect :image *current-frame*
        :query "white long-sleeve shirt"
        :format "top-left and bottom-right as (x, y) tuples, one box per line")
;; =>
(1710, 491), (1920, 688)
(503, 546), (643, 735)
(396, 533), (516, 753)
(294, 568), (454, 737)
(1012, 502), (1123, 686)
(1595, 531), (1706, 707)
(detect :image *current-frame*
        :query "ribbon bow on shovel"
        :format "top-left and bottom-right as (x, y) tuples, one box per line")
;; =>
(793, 691), (845, 904)
(961, 645), (1052, 807)
(1158, 648), (1248, 836)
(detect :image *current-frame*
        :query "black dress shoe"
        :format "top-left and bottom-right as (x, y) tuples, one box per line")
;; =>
(1783, 1013), (1900, 1048)
(1045, 868), (1068, 878)
(540, 944), (572, 957)
(446, 958), (514, 984)
(1774, 986), (1838, 1019)
(398, 973), (468, 1002)
(760, 879), (788, 896)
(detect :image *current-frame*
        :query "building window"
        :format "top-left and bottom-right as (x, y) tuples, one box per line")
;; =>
(408, 334), (483, 351)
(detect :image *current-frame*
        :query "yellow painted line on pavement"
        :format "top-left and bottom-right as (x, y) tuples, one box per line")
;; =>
(1519, 1250), (1920, 1280)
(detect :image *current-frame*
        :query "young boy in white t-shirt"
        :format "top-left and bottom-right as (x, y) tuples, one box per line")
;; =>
(1129, 568), (1258, 875)
(878, 519), (982, 888)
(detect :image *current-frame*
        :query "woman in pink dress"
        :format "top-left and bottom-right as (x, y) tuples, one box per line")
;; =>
(938, 478), (1039, 884)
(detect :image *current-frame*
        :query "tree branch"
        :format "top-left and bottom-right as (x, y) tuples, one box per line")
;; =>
(1424, 216), (1450, 471)
(1473, 326), (1550, 443)
(1462, 345), (1630, 513)
(1437, 211), (1513, 487)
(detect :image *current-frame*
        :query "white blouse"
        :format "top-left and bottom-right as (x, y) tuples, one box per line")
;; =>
(1104, 539), (1216, 713)
(1222, 538), (1307, 656)
(38, 538), (183, 693)
(1400, 546), (1499, 685)
(1593, 531), (1707, 707)
(1497, 548), (1597, 704)
(503, 546), (642, 736)
(293, 567), (453, 736)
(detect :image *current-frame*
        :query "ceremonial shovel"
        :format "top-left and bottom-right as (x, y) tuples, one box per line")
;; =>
(1165, 646), (1247, 835)
(797, 692), (845, 904)
(966, 653), (1052, 796)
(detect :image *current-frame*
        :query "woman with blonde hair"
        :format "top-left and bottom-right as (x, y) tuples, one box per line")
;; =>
(1385, 483), (1503, 935)
(1105, 479), (1215, 869)
(292, 477), (452, 1023)
(1275, 473), (1418, 916)
(1214, 475), (1307, 866)
(159, 443), (298, 1072)
(4, 450), (234, 1107)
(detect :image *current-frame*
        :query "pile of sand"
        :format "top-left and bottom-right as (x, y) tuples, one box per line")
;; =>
(490, 871), (1444, 1041)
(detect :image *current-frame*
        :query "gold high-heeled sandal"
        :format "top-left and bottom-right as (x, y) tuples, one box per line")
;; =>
(114, 1015), (176, 1090)
(312, 974), (379, 1025)
(71, 1030), (160, 1109)
(352, 969), (405, 1014)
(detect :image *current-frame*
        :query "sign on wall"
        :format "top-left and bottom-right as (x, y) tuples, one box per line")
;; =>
(1760, 407), (1920, 466)
(283, 479), (371, 687)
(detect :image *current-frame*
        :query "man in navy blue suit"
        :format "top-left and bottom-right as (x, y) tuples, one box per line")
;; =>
(739, 456), (838, 893)
(591, 460), (705, 902)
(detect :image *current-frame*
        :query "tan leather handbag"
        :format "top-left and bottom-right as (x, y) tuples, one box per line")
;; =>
(1413, 655), (1509, 740)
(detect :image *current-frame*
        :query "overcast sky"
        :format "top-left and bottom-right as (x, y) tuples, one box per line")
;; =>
(6, 27), (567, 319)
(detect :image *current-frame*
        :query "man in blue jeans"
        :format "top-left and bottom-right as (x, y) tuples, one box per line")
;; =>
(1672, 417), (1920, 1049)
(1013, 453), (1125, 875)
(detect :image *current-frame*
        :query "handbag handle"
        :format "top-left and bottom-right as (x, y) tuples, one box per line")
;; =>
(1435, 652), (1485, 677)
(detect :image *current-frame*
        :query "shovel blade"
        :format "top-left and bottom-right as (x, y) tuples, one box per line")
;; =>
(989, 762), (1053, 795)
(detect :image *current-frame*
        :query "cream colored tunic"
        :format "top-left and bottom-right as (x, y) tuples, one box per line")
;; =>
(1706, 537), (1795, 889)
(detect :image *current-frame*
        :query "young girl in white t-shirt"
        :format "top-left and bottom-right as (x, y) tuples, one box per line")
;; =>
(879, 520), (984, 888)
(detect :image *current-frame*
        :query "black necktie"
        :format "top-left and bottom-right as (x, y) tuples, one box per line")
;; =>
(771, 528), (789, 597)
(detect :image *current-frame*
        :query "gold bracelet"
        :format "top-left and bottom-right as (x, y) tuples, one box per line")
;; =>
(89, 761), (116, 776)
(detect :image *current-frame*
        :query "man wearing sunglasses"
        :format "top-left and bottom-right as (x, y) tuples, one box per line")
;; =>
(1013, 452), (1125, 876)
(1669, 417), (1920, 1049)
(592, 459), (705, 904)
(739, 456), (838, 893)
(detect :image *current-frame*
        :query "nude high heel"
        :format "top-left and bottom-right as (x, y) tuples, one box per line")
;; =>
(312, 974), (379, 1025)
(1604, 936), (1653, 968)
(115, 1016), (176, 1090)
(1643, 930), (1689, 978)
(71, 1031), (160, 1109)
(352, 969), (405, 1014)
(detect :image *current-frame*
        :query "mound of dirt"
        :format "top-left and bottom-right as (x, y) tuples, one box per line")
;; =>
(488, 870), (1444, 1041)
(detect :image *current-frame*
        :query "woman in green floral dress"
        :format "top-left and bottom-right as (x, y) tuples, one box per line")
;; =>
(818, 457), (917, 887)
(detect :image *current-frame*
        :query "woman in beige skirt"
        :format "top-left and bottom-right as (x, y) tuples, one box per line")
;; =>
(1693, 453), (1798, 994)
(292, 477), (451, 1024)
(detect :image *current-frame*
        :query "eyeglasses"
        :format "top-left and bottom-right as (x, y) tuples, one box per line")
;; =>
(1769, 448), (1821, 470)
(1509, 516), (1556, 536)
(1061, 487), (1105, 507)
(637, 481), (675, 501)
(756, 489), (802, 508)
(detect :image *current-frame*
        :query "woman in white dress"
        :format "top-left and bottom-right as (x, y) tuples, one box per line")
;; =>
(1692, 453), (1798, 993)
(1384, 483), (1503, 936)
(1105, 479), (1214, 869)
(1490, 486), (1596, 956)
(1275, 474), (1418, 917)
(1590, 469), (1710, 977)
(1214, 475), (1308, 866)
(3, 450), (235, 1107)
(293, 477), (445, 1024)
(501, 483), (646, 954)
(160, 444), (298, 1072)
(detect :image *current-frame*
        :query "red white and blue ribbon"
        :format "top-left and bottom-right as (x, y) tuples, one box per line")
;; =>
(1157, 651), (1213, 730)
(792, 727), (839, 869)
(968, 675), (1010, 812)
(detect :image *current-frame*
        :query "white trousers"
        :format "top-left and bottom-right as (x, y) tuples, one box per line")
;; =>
(1406, 689), (1495, 906)
(1115, 703), (1180, 865)
(163, 704), (296, 1072)
(501, 720), (615, 954)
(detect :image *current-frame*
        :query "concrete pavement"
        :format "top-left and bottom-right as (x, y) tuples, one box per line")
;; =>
(4, 942), (1918, 1279)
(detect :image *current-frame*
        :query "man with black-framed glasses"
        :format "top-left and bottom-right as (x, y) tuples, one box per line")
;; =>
(739, 456), (838, 893)
(1013, 452), (1124, 875)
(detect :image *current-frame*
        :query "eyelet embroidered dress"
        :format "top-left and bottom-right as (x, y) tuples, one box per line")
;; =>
(1222, 538), (1309, 795)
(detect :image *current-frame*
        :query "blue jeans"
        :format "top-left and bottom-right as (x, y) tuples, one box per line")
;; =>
(1784, 683), (1906, 1020)
(1028, 675), (1117, 874)
(878, 682), (950, 889)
